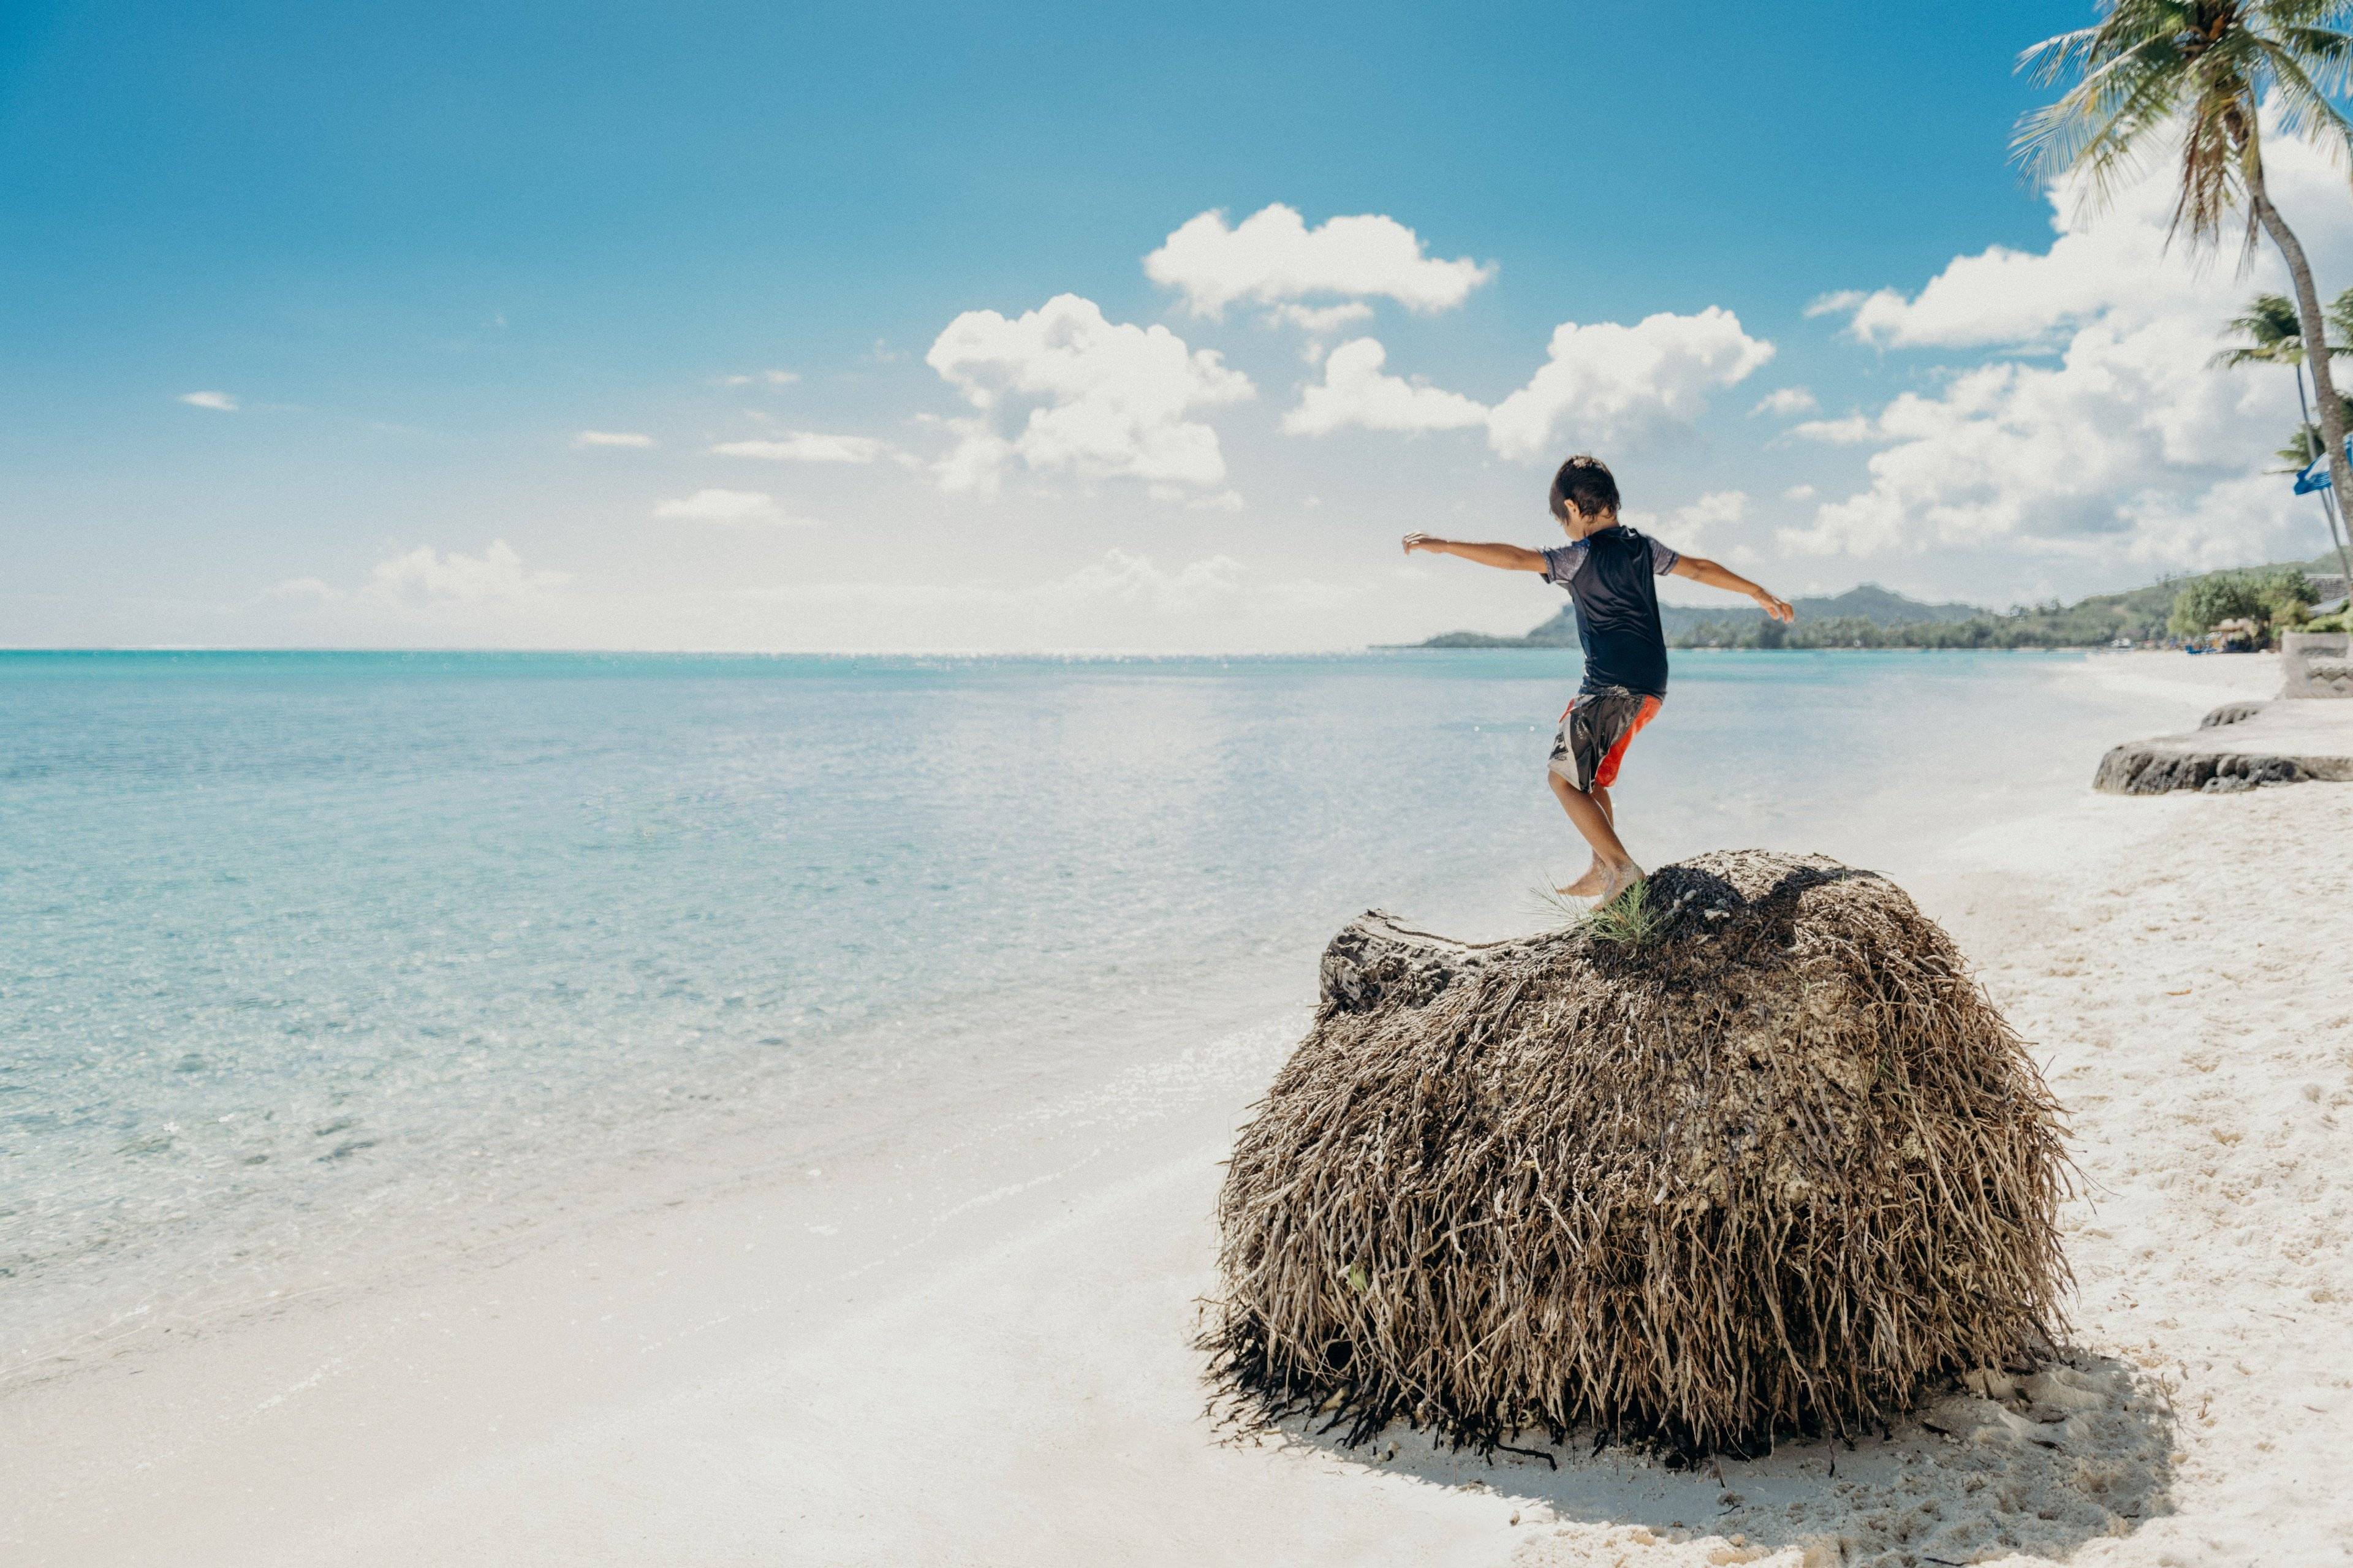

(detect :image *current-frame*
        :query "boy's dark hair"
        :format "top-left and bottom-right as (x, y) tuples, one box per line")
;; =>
(1548, 455), (1620, 523)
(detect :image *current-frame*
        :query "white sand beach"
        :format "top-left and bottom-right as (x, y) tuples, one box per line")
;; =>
(8, 654), (2351, 1567)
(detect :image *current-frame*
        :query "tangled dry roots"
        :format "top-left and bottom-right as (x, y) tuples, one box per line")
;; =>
(1203, 850), (2072, 1458)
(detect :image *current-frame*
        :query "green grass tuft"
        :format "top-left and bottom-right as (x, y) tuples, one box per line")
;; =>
(1584, 877), (1663, 947)
(1528, 881), (1587, 928)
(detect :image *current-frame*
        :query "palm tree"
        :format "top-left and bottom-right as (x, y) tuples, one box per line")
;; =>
(2215, 292), (2353, 587)
(2215, 291), (2317, 369)
(2018, 2), (2353, 604)
(2275, 396), (2353, 465)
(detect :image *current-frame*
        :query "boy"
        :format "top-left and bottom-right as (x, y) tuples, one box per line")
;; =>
(1403, 455), (1794, 903)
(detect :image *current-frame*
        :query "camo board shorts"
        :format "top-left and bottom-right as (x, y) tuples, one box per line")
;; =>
(1548, 686), (1662, 793)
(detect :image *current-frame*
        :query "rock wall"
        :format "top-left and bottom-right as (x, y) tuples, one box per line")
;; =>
(2282, 633), (2353, 700)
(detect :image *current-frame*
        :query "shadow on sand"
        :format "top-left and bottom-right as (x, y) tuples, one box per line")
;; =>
(1265, 1349), (2175, 1567)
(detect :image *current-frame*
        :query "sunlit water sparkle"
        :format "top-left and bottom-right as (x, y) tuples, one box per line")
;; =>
(0, 649), (2204, 1360)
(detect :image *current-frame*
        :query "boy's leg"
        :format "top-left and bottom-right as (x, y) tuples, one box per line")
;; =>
(1548, 691), (1646, 898)
(1548, 770), (1640, 896)
(1557, 781), (1613, 895)
(1569, 784), (1624, 890)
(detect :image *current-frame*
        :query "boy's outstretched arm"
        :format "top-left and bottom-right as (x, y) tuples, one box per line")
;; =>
(1401, 533), (1549, 572)
(1669, 554), (1796, 621)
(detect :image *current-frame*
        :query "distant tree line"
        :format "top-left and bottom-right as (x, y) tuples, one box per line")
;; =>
(1675, 613), (2131, 651)
(2167, 566), (2315, 637)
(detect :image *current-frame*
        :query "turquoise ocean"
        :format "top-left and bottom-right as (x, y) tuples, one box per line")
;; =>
(1, 650), (2201, 1363)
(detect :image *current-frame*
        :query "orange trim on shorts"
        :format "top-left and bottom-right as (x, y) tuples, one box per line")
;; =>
(1590, 694), (1661, 789)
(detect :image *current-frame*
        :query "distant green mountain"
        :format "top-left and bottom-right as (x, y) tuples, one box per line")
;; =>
(1650, 583), (1985, 644)
(1415, 555), (2346, 651)
(1420, 583), (1984, 649)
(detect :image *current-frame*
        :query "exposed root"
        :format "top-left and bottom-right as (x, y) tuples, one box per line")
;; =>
(1201, 851), (2074, 1459)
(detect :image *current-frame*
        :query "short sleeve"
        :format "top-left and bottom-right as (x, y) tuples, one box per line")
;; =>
(1648, 537), (1681, 575)
(1541, 542), (1586, 586)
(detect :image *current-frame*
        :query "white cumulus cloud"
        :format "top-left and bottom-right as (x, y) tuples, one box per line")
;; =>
(1783, 131), (2352, 570)
(926, 293), (1253, 495)
(1284, 338), (1490, 437)
(1264, 301), (1377, 336)
(1279, 309), (1773, 459)
(719, 369), (800, 387)
(1628, 491), (1752, 558)
(653, 488), (806, 525)
(1485, 308), (1775, 460)
(1825, 207), (2199, 351)
(1752, 387), (1818, 417)
(1781, 314), (2300, 562)
(1676, 488), (1749, 529)
(1790, 414), (1884, 445)
(1811, 122), (2349, 352)
(1782, 316), (2290, 559)
(1145, 205), (1494, 318)
(711, 432), (891, 463)
(178, 390), (238, 411)
(363, 542), (570, 608)
(572, 430), (655, 449)
(1052, 549), (1252, 615)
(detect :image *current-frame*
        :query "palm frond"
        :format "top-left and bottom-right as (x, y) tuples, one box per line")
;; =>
(2279, 25), (2353, 93)
(2170, 84), (2254, 251)
(2278, 424), (2325, 468)
(2016, 0), (2353, 257)
(2256, 40), (2353, 163)
(2017, 23), (2102, 83)
(2211, 290), (2308, 365)
(2275, 394), (2353, 467)
(2015, 47), (2188, 210)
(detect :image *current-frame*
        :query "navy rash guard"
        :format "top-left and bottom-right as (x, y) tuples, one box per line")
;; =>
(1541, 525), (1681, 700)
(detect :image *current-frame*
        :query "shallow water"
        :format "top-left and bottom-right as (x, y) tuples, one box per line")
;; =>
(0, 649), (2209, 1357)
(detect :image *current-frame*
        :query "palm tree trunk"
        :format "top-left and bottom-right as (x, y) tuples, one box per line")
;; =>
(2249, 159), (2353, 624)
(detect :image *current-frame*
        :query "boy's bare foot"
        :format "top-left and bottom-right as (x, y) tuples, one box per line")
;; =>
(1557, 859), (1608, 897)
(1595, 862), (1645, 904)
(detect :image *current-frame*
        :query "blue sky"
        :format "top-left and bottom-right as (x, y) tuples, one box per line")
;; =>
(4, 1), (2345, 650)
